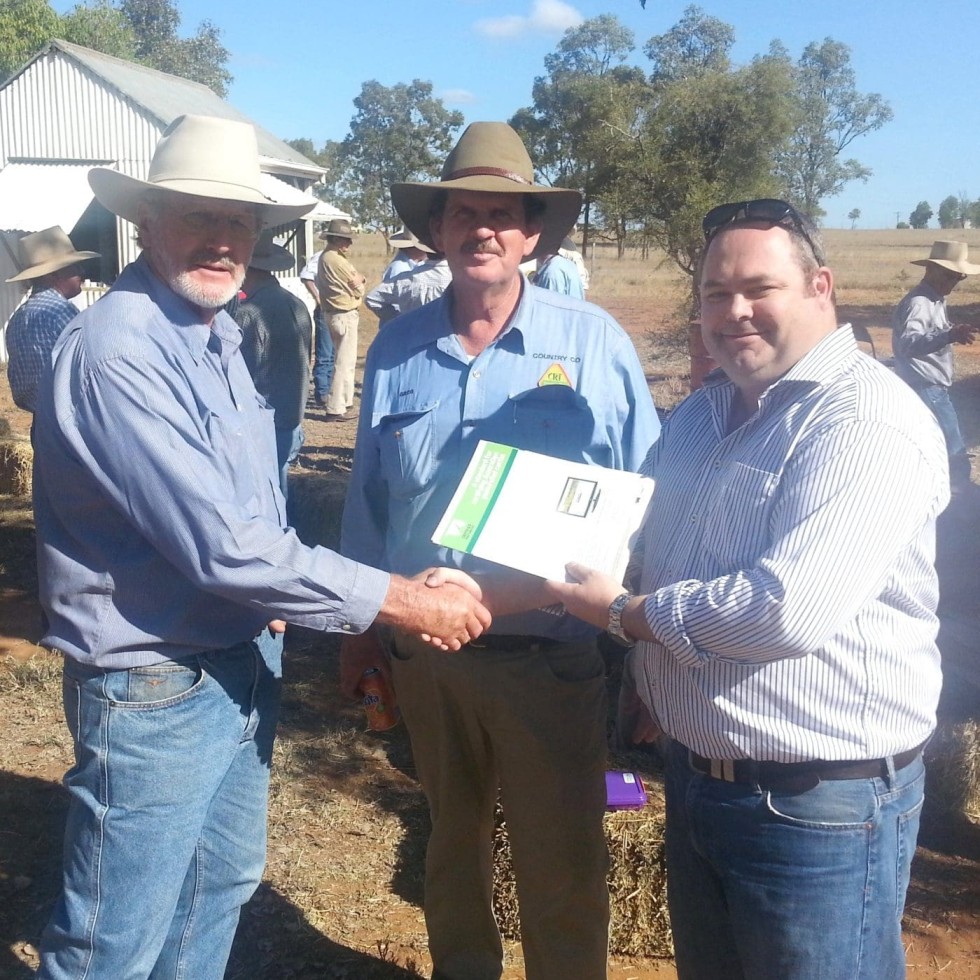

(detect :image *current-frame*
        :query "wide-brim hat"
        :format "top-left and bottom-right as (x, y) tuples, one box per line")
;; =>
(88, 114), (315, 228)
(6, 225), (99, 282)
(911, 240), (980, 275)
(248, 230), (295, 272)
(388, 225), (435, 253)
(318, 217), (357, 241)
(390, 121), (582, 261)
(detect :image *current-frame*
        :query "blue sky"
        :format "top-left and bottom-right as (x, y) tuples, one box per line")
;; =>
(52, 0), (980, 228)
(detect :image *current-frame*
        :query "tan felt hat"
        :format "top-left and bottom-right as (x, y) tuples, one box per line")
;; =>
(5, 225), (99, 282)
(911, 240), (980, 275)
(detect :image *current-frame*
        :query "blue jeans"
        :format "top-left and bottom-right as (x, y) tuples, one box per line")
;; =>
(663, 739), (924, 980)
(38, 630), (283, 980)
(275, 424), (304, 501)
(915, 384), (970, 482)
(312, 307), (334, 402)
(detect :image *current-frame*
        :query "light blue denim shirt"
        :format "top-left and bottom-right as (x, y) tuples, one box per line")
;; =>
(33, 255), (389, 668)
(342, 280), (661, 641)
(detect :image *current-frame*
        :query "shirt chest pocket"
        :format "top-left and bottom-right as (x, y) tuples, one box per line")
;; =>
(377, 402), (439, 500)
(204, 403), (277, 516)
(701, 462), (777, 570)
(496, 385), (595, 459)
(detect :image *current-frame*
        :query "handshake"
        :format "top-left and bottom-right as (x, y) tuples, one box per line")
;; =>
(378, 567), (495, 651)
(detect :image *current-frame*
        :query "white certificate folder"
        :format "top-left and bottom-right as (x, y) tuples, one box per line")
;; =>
(432, 441), (654, 582)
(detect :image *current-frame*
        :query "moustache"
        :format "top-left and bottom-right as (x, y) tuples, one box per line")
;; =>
(190, 253), (238, 271)
(464, 240), (503, 256)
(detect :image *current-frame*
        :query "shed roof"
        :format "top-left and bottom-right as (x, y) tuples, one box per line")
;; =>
(21, 40), (324, 179)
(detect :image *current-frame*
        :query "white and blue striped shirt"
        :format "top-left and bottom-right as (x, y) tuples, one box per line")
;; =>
(633, 326), (949, 762)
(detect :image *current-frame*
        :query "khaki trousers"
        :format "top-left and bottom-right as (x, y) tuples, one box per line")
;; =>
(324, 309), (358, 415)
(392, 634), (610, 980)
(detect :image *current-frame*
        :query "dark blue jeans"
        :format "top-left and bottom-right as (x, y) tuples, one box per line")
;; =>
(663, 739), (924, 979)
(312, 307), (335, 402)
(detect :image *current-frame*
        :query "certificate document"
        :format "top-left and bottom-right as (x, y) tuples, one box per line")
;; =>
(432, 441), (654, 582)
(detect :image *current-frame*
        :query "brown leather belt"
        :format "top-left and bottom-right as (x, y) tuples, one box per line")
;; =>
(687, 741), (925, 791)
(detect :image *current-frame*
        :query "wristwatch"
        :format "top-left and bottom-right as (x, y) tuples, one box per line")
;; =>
(607, 591), (635, 646)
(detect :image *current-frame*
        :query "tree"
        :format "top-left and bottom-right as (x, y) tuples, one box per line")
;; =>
(60, 1), (137, 60)
(909, 201), (932, 230)
(509, 15), (644, 249)
(847, 208), (860, 229)
(643, 4), (734, 84)
(938, 195), (960, 229)
(119, 0), (231, 95)
(774, 39), (892, 216)
(337, 80), (463, 235)
(0, 0), (59, 82)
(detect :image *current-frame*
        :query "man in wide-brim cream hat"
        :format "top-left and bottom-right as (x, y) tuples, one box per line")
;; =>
(893, 239), (980, 491)
(341, 121), (661, 980)
(31, 114), (491, 980)
(4, 225), (99, 412)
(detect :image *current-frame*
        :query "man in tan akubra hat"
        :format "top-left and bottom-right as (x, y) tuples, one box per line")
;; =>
(31, 114), (490, 980)
(893, 240), (980, 492)
(4, 225), (98, 412)
(340, 121), (661, 980)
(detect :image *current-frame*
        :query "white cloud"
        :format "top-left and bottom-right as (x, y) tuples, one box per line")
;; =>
(439, 88), (477, 105)
(475, 0), (582, 40)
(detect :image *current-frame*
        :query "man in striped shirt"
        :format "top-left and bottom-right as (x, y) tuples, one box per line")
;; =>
(549, 200), (948, 980)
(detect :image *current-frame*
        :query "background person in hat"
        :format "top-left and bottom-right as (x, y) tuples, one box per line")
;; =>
(893, 239), (980, 492)
(365, 246), (452, 327)
(340, 121), (660, 980)
(545, 199), (947, 980)
(31, 113), (491, 980)
(299, 239), (334, 407)
(234, 230), (312, 500)
(4, 225), (98, 413)
(382, 223), (435, 281)
(315, 217), (367, 418)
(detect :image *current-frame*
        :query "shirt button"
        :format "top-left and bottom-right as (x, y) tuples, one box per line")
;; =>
(472, 371), (482, 379)
(341, 623), (353, 632)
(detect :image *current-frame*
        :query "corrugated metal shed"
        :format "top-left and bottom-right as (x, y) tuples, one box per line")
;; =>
(0, 39), (334, 358)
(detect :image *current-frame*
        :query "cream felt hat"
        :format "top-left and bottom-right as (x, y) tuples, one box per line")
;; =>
(390, 122), (582, 261)
(911, 240), (980, 275)
(6, 225), (99, 282)
(388, 225), (435, 252)
(247, 230), (295, 272)
(88, 114), (315, 227)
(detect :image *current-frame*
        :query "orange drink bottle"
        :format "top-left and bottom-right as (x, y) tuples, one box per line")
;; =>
(359, 667), (400, 731)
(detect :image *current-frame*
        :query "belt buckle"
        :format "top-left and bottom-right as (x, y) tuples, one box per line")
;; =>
(709, 758), (738, 782)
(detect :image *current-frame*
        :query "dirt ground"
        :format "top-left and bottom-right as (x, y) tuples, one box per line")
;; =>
(1, 292), (979, 978)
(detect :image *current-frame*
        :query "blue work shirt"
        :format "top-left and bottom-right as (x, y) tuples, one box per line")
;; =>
(342, 280), (660, 641)
(33, 255), (389, 668)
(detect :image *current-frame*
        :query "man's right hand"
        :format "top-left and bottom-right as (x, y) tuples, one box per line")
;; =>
(952, 323), (978, 344)
(376, 571), (491, 651)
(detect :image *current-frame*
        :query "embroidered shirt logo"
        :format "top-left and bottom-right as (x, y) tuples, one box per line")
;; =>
(538, 362), (573, 388)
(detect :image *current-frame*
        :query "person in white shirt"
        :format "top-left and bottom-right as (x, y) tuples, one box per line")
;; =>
(547, 198), (948, 980)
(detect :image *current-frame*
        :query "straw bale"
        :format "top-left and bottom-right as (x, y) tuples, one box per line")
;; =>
(926, 718), (980, 820)
(492, 782), (673, 958)
(0, 438), (33, 497)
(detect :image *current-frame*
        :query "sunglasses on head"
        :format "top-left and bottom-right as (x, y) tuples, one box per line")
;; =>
(702, 198), (822, 263)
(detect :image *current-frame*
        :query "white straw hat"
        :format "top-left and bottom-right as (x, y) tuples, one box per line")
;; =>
(88, 114), (315, 227)
(911, 240), (980, 276)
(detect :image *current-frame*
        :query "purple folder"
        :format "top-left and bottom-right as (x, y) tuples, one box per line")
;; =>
(605, 770), (647, 811)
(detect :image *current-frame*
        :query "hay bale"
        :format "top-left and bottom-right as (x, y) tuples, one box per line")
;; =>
(0, 439), (33, 497)
(926, 719), (980, 820)
(492, 784), (673, 958)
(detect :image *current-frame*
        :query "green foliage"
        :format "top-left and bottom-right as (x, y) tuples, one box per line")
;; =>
(60, 0), (137, 60)
(909, 201), (933, 230)
(643, 4), (734, 84)
(774, 38), (892, 216)
(336, 80), (463, 234)
(0, 0), (59, 81)
(119, 0), (231, 95)
(0, 0), (232, 94)
(938, 195), (960, 230)
(848, 207), (861, 229)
